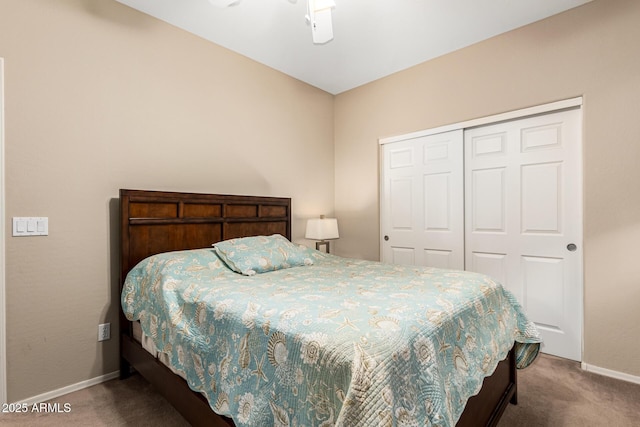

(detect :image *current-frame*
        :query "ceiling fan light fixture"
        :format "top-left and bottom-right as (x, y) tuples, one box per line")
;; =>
(307, 0), (336, 44)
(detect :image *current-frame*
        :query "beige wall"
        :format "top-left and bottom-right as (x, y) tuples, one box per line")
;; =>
(0, 0), (334, 401)
(334, 0), (640, 377)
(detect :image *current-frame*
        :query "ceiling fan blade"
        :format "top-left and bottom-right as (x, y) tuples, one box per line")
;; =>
(209, 0), (297, 7)
(208, 0), (241, 7)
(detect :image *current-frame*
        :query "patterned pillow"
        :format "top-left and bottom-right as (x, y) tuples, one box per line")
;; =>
(213, 234), (313, 276)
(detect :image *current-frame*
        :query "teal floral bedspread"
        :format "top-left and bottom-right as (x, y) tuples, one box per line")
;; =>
(122, 247), (540, 427)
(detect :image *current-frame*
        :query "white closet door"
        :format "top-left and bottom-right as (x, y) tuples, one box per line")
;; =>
(464, 108), (582, 361)
(381, 130), (464, 269)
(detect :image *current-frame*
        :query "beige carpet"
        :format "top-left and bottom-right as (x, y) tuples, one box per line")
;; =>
(497, 353), (640, 427)
(1, 353), (639, 426)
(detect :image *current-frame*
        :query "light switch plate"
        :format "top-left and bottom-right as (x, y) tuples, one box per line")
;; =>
(13, 217), (48, 236)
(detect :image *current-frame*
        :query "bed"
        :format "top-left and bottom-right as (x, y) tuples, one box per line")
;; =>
(118, 189), (540, 427)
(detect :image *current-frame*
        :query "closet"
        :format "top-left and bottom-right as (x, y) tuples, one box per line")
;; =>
(380, 101), (582, 361)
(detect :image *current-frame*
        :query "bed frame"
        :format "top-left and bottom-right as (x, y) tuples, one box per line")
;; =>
(119, 189), (517, 427)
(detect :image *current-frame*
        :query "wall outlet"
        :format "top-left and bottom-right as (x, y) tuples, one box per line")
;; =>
(98, 323), (111, 342)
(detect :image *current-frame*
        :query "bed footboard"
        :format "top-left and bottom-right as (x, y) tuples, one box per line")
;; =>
(457, 347), (517, 427)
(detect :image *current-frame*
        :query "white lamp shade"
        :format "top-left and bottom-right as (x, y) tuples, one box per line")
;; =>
(305, 217), (339, 240)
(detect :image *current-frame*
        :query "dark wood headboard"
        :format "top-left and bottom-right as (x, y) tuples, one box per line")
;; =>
(119, 189), (292, 286)
(118, 189), (290, 426)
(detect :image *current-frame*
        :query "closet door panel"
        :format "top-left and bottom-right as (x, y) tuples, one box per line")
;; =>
(381, 130), (464, 269)
(464, 108), (582, 361)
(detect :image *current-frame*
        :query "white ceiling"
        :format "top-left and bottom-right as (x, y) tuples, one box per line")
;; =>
(115, 0), (592, 94)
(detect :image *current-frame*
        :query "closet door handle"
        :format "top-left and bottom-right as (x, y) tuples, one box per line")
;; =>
(567, 243), (577, 252)
(384, 235), (389, 241)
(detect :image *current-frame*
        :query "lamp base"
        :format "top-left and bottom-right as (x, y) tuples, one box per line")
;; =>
(315, 240), (331, 253)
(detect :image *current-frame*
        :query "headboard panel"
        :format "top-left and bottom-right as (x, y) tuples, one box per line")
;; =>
(120, 189), (292, 286)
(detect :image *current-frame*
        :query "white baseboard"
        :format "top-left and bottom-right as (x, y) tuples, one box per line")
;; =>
(14, 371), (119, 406)
(581, 362), (640, 385)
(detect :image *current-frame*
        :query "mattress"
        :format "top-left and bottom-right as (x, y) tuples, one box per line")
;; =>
(132, 321), (187, 381)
